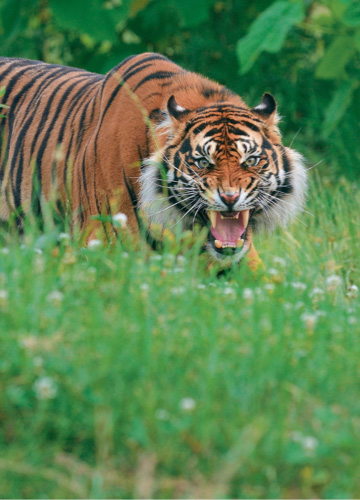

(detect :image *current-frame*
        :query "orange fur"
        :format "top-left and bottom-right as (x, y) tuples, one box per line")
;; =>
(0, 53), (306, 264)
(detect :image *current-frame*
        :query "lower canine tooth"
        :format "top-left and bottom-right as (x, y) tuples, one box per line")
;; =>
(237, 238), (244, 248)
(214, 239), (223, 249)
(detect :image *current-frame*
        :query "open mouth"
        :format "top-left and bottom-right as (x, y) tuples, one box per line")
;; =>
(207, 210), (250, 254)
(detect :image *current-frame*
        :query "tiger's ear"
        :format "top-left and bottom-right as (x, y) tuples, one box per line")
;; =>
(167, 95), (190, 121)
(251, 93), (278, 125)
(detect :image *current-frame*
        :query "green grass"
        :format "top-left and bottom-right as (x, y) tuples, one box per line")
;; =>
(1, 174), (360, 499)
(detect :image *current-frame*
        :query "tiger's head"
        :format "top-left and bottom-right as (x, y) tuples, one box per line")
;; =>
(140, 91), (307, 265)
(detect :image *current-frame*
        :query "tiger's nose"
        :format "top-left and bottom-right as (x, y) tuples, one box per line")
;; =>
(219, 191), (240, 207)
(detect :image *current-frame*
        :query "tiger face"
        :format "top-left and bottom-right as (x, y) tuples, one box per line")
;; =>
(140, 93), (307, 264)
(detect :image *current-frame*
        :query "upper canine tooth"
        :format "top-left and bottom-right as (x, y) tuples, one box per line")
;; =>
(242, 209), (249, 227)
(214, 239), (223, 249)
(235, 213), (239, 219)
(208, 211), (217, 227)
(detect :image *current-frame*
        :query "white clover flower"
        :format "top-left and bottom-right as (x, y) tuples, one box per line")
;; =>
(292, 282), (307, 291)
(273, 256), (287, 268)
(87, 239), (102, 249)
(315, 310), (326, 318)
(171, 286), (185, 295)
(113, 212), (128, 228)
(294, 301), (305, 310)
(264, 283), (275, 292)
(176, 255), (186, 265)
(46, 290), (64, 306)
(172, 267), (184, 274)
(301, 312), (317, 330)
(58, 232), (70, 241)
(302, 436), (319, 452)
(0, 289), (9, 301)
(223, 287), (235, 295)
(155, 409), (169, 420)
(1, 247), (9, 255)
(348, 316), (357, 325)
(310, 287), (325, 299)
(291, 432), (318, 453)
(122, 252), (129, 258)
(268, 267), (280, 277)
(180, 397), (196, 411)
(325, 274), (342, 292)
(33, 377), (58, 400)
(19, 336), (37, 350)
(140, 283), (150, 292)
(34, 248), (43, 255)
(150, 254), (162, 261)
(242, 288), (254, 302)
(197, 284), (206, 290)
(347, 284), (359, 299)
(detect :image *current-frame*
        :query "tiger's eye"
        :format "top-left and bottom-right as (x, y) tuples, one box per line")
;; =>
(244, 156), (260, 167)
(198, 158), (210, 169)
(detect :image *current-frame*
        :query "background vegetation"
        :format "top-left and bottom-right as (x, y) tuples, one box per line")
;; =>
(1, 0), (360, 178)
(1, 0), (360, 498)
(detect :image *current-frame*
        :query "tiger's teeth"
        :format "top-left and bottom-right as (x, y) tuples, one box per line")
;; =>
(214, 239), (223, 249)
(242, 209), (249, 227)
(207, 211), (217, 227)
(234, 213), (239, 219)
(237, 238), (244, 248)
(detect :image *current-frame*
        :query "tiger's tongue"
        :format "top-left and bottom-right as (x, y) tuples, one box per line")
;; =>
(210, 212), (246, 245)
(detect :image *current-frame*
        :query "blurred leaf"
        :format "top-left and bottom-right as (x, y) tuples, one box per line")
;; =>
(130, 0), (151, 18)
(236, 0), (304, 74)
(0, 0), (38, 39)
(174, 0), (214, 27)
(322, 80), (357, 136)
(355, 28), (360, 50)
(343, 0), (360, 26)
(315, 36), (356, 79)
(48, 0), (131, 42)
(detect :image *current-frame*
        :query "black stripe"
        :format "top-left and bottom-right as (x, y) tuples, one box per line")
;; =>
(241, 121), (260, 132)
(133, 71), (178, 91)
(62, 83), (98, 191)
(122, 54), (171, 80)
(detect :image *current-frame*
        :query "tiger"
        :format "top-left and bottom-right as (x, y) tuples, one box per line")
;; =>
(0, 52), (307, 266)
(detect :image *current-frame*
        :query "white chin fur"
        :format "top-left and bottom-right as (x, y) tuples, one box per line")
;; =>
(205, 241), (250, 266)
(253, 148), (307, 232)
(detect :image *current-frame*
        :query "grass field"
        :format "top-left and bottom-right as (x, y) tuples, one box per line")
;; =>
(1, 174), (360, 499)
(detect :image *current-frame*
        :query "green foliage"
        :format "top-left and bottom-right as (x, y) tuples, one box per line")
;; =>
(236, 0), (305, 74)
(315, 36), (356, 79)
(0, 0), (358, 177)
(48, 0), (128, 42)
(0, 84), (9, 118)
